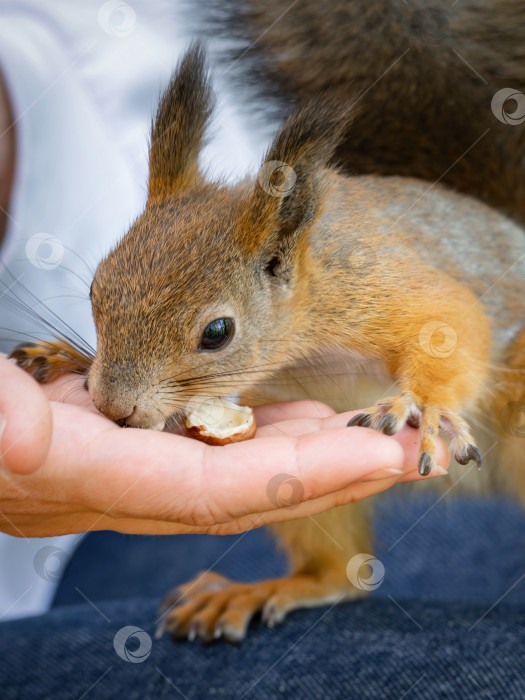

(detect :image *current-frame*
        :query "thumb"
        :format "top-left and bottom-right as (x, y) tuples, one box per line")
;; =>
(0, 357), (52, 474)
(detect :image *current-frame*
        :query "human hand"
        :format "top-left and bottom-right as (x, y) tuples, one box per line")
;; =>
(0, 356), (52, 474)
(0, 363), (449, 538)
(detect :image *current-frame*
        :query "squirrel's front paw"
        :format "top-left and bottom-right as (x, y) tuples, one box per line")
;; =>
(347, 392), (482, 475)
(156, 570), (361, 643)
(9, 339), (92, 383)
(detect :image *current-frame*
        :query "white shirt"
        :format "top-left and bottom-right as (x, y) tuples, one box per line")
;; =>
(0, 0), (272, 620)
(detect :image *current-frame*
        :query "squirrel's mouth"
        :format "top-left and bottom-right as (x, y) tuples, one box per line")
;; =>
(148, 419), (166, 432)
(114, 413), (167, 431)
(111, 393), (245, 435)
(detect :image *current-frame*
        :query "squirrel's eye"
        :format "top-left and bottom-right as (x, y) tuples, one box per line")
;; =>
(199, 318), (235, 351)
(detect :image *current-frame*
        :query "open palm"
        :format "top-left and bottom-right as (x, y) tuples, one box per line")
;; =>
(0, 360), (448, 538)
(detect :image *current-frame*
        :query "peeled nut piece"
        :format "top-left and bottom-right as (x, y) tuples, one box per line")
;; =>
(185, 396), (256, 445)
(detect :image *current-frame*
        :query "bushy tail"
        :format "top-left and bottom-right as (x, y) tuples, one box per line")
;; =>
(201, 0), (525, 224)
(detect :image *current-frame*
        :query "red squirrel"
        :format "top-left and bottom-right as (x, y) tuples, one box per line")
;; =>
(11, 19), (525, 643)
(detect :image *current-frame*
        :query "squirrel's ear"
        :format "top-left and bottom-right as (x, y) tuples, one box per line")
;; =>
(148, 43), (214, 200)
(243, 100), (349, 280)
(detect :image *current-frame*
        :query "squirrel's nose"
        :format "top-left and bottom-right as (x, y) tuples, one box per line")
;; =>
(90, 386), (136, 425)
(94, 398), (166, 431)
(89, 367), (140, 421)
(114, 407), (166, 431)
(91, 389), (166, 430)
(88, 364), (167, 430)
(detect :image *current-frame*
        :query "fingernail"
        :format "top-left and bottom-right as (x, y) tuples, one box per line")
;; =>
(430, 465), (448, 476)
(364, 466), (405, 481)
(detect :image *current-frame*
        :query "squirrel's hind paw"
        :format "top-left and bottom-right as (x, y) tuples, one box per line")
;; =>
(156, 570), (361, 643)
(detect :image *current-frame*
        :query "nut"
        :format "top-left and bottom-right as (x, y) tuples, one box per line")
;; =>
(185, 397), (256, 445)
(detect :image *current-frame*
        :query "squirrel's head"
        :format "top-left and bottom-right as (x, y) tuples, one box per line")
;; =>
(88, 44), (346, 429)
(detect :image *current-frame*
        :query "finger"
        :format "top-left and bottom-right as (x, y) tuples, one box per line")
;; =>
(0, 359), (52, 474)
(27, 454), (443, 536)
(40, 373), (94, 409)
(51, 476), (401, 537)
(391, 425), (450, 473)
(206, 435), (449, 533)
(270, 409), (450, 472)
(254, 400), (335, 427)
(184, 427), (406, 525)
(257, 409), (450, 476)
(216, 476), (401, 534)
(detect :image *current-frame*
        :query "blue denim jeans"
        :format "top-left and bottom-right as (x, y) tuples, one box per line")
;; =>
(2, 495), (525, 699)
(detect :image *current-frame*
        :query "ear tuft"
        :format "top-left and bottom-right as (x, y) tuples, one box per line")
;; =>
(148, 42), (215, 200)
(264, 98), (350, 180)
(243, 98), (354, 278)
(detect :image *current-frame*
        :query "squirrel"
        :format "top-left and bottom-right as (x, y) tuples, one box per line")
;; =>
(10, 24), (525, 643)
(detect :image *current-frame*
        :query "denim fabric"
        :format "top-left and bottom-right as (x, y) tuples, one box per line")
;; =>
(2, 495), (525, 699)
(3, 596), (525, 698)
(52, 495), (525, 608)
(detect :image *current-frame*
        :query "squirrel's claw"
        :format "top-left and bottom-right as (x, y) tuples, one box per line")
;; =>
(455, 443), (483, 469)
(418, 452), (433, 476)
(347, 393), (482, 475)
(346, 413), (372, 428)
(377, 413), (398, 435)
